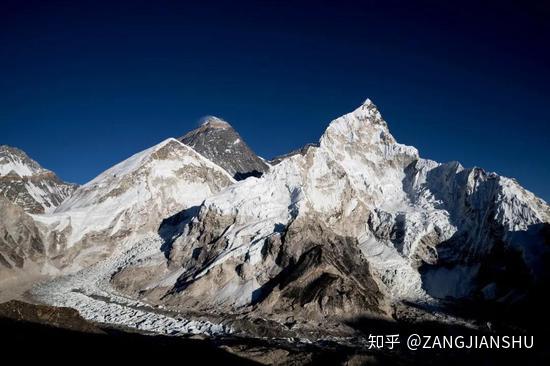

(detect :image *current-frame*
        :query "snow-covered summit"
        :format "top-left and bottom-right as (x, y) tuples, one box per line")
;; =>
(0, 145), (77, 213)
(131, 99), (550, 321)
(58, 138), (233, 210)
(320, 98), (405, 150)
(0, 145), (45, 177)
(48, 137), (234, 240)
(23, 137), (235, 276)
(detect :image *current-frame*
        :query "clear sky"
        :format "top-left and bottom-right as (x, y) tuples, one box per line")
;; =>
(1, 0), (549, 201)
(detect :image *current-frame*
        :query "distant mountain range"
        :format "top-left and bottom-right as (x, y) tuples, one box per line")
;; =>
(1, 99), (548, 347)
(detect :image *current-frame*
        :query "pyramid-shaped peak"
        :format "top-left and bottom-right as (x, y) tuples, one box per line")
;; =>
(321, 98), (387, 138)
(179, 116), (269, 180)
(362, 98), (373, 107)
(354, 98), (385, 124)
(358, 97), (381, 113)
(316, 97), (420, 161)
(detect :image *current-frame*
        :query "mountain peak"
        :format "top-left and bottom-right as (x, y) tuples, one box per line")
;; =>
(318, 98), (418, 167)
(362, 98), (373, 107)
(179, 117), (269, 180)
(320, 99), (390, 144)
(200, 116), (232, 129)
(1, 144), (25, 156)
(1, 145), (46, 177)
(357, 97), (381, 116)
(47, 136), (235, 253)
(0, 145), (77, 213)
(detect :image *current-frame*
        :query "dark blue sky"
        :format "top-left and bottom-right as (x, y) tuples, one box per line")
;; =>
(1, 0), (549, 200)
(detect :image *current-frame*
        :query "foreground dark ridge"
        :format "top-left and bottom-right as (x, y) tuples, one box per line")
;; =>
(1, 300), (547, 366)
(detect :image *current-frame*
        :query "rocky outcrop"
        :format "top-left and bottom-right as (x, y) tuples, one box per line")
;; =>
(0, 198), (47, 282)
(247, 218), (383, 320)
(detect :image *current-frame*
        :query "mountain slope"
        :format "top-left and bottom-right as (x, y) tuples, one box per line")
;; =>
(11, 138), (236, 277)
(0, 145), (77, 213)
(179, 116), (269, 180)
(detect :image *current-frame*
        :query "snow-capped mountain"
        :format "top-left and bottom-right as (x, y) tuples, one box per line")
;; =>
(179, 116), (269, 180)
(33, 138), (235, 273)
(2, 99), (549, 342)
(0, 138), (235, 287)
(0, 145), (77, 214)
(111, 99), (549, 331)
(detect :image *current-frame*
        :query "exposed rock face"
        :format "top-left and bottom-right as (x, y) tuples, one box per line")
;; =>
(0, 198), (47, 283)
(179, 116), (269, 180)
(121, 215), (384, 321)
(0, 145), (77, 214)
(246, 218), (383, 320)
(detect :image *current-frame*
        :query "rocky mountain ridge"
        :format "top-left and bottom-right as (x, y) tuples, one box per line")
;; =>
(0, 145), (77, 214)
